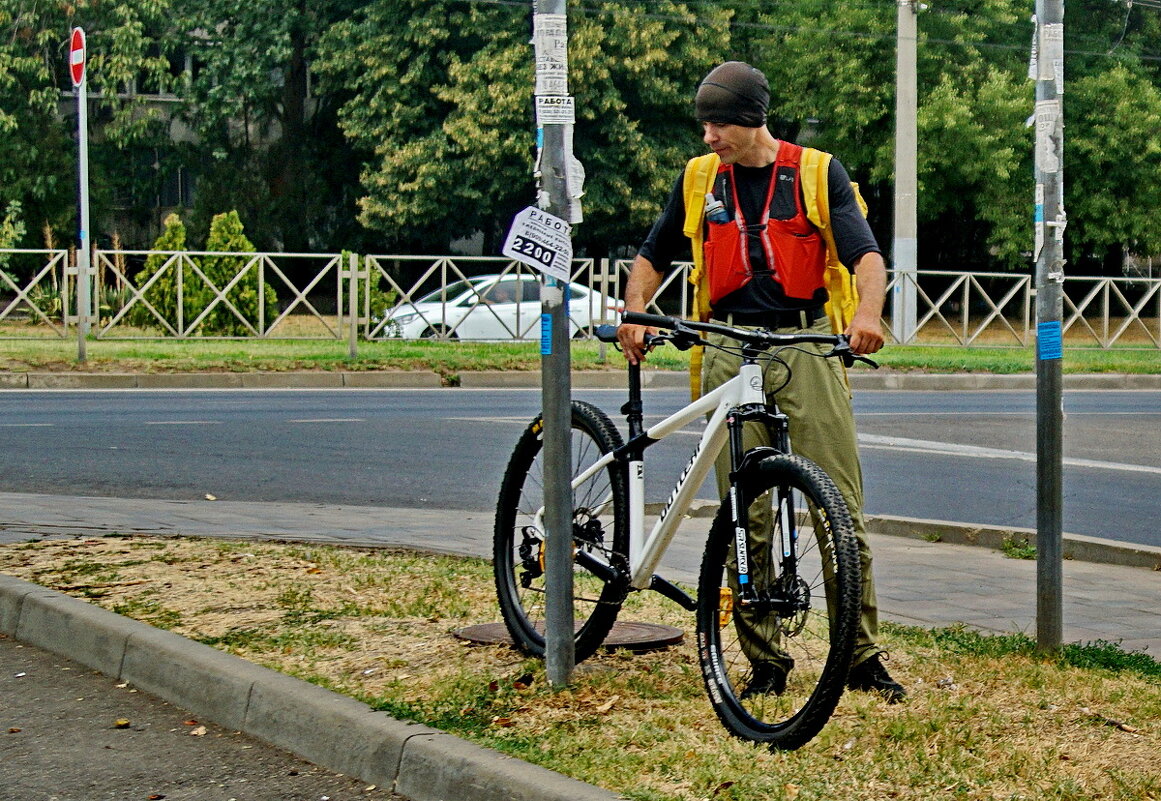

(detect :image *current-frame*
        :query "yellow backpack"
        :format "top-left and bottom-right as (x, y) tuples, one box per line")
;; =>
(681, 147), (867, 398)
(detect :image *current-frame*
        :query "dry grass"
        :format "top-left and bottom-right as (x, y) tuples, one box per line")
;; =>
(2, 535), (1158, 801)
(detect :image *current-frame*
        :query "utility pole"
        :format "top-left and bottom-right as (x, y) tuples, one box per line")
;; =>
(1032, 2), (1066, 653)
(892, 0), (919, 344)
(532, 0), (576, 686)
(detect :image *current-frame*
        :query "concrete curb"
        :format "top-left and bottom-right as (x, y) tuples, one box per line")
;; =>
(867, 514), (1161, 571)
(0, 573), (622, 801)
(2, 370), (1160, 390)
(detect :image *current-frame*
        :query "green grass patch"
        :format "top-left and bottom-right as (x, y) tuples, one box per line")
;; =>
(3, 336), (1159, 377)
(3, 536), (1158, 801)
(1000, 533), (1038, 560)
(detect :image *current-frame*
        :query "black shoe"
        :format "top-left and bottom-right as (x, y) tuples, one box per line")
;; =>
(847, 654), (906, 703)
(740, 660), (791, 700)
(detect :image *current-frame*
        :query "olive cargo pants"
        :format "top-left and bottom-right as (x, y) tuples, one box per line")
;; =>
(702, 314), (882, 669)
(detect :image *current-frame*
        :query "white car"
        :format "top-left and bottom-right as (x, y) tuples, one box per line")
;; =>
(381, 274), (623, 340)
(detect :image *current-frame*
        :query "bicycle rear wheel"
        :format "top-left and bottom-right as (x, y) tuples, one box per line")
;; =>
(696, 453), (860, 750)
(493, 400), (629, 662)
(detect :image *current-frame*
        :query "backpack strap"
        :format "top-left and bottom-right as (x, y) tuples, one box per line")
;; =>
(799, 147), (864, 335)
(682, 152), (720, 399)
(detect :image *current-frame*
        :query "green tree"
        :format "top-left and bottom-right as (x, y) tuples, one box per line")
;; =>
(315, 0), (736, 256)
(1, 200), (27, 288)
(128, 212), (194, 332)
(0, 0), (178, 254)
(170, 0), (368, 256)
(195, 210), (279, 335)
(1066, 65), (1161, 272)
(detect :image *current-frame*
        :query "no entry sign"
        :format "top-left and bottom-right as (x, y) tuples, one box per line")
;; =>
(69, 28), (86, 87)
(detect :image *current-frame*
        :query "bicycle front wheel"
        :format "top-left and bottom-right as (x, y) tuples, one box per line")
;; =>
(493, 400), (628, 662)
(696, 453), (861, 750)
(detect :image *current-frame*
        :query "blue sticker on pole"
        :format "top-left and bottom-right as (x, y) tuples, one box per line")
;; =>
(540, 313), (552, 355)
(1037, 321), (1063, 361)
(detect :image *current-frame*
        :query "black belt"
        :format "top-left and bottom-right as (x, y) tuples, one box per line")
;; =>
(712, 306), (824, 329)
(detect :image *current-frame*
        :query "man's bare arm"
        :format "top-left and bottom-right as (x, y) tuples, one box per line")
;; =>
(616, 255), (665, 365)
(845, 251), (887, 355)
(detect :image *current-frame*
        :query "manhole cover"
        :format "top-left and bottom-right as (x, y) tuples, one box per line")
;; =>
(456, 621), (684, 652)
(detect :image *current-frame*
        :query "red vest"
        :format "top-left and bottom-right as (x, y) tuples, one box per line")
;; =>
(703, 141), (828, 305)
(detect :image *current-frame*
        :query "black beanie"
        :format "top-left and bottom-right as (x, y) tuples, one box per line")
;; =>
(694, 62), (769, 128)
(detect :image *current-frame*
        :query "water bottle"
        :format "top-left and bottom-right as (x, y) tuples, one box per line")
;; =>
(704, 193), (730, 224)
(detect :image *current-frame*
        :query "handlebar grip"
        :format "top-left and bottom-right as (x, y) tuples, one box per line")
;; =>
(594, 324), (620, 343)
(621, 311), (679, 330)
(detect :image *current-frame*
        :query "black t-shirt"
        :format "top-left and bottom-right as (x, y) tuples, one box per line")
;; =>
(638, 155), (880, 314)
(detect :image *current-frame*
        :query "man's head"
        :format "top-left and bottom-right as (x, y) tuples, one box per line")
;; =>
(694, 61), (769, 128)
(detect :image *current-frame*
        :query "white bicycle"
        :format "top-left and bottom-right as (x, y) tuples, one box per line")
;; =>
(493, 311), (876, 749)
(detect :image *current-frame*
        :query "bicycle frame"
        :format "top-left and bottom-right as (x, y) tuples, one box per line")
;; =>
(567, 359), (770, 592)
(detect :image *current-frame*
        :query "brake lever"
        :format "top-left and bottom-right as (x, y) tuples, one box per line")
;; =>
(826, 339), (880, 370)
(668, 328), (703, 352)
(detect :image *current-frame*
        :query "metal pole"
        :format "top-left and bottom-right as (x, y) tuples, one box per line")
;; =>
(75, 59), (91, 363)
(533, 0), (575, 686)
(348, 252), (359, 359)
(1032, 1), (1065, 653)
(892, 0), (919, 344)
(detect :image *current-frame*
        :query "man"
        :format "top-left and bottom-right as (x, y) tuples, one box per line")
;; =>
(617, 61), (905, 703)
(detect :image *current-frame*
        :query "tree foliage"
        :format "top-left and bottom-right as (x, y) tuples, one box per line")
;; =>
(315, 0), (733, 255)
(3, 0), (1161, 275)
(196, 210), (279, 335)
(170, 0), (368, 255)
(128, 210), (278, 334)
(128, 211), (189, 331)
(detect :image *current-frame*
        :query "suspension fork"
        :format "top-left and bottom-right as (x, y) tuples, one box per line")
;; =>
(725, 357), (794, 606)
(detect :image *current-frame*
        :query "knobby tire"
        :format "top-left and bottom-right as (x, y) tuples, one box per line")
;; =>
(493, 400), (629, 662)
(696, 453), (861, 750)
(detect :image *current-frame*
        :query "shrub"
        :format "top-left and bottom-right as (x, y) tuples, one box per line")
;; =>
(129, 213), (192, 331)
(195, 211), (279, 336)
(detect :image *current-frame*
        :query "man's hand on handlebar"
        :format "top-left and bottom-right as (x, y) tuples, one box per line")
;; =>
(844, 308), (885, 356)
(616, 319), (655, 366)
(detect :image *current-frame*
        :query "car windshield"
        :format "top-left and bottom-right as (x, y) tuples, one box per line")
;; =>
(415, 279), (484, 304)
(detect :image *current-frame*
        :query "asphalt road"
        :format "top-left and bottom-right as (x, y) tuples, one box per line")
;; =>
(2, 387), (1159, 546)
(0, 634), (402, 801)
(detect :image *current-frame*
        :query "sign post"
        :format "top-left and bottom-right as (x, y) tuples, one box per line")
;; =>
(1031, 3), (1065, 653)
(530, 0), (578, 687)
(70, 27), (91, 363)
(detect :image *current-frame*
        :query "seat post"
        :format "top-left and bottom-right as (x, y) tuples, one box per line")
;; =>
(622, 361), (645, 440)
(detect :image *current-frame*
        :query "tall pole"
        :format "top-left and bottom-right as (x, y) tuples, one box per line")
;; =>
(533, 0), (575, 686)
(892, 0), (919, 344)
(1032, 2), (1065, 653)
(72, 28), (91, 363)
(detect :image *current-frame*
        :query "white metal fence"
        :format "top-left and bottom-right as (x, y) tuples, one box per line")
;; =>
(2, 248), (1158, 348)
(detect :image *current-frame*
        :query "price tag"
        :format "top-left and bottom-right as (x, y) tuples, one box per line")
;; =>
(502, 206), (573, 282)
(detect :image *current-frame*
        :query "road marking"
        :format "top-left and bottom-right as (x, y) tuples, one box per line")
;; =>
(858, 434), (1161, 476)
(448, 416), (538, 424)
(287, 418), (366, 424)
(144, 420), (222, 426)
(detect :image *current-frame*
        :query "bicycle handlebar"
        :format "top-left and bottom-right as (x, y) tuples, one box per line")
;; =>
(613, 311), (879, 369)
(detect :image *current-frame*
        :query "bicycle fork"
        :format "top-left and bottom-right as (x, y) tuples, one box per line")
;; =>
(725, 364), (794, 610)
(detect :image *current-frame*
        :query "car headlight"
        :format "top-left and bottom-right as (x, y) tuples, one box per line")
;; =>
(391, 312), (419, 326)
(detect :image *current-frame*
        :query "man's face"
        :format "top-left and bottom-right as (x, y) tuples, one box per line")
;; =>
(702, 122), (759, 165)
